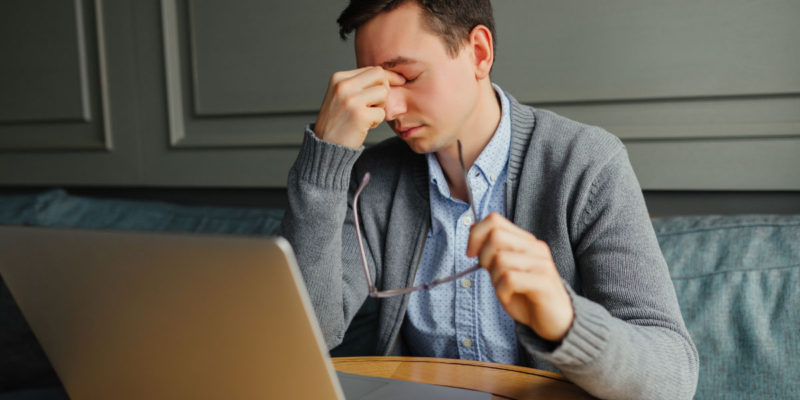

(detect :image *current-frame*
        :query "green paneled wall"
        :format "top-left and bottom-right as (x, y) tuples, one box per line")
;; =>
(1, 0), (798, 189)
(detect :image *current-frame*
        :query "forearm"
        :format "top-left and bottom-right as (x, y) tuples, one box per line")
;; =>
(279, 128), (368, 349)
(514, 146), (698, 399)
(517, 288), (699, 400)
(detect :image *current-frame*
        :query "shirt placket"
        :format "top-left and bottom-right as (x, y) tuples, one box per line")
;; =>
(454, 169), (489, 360)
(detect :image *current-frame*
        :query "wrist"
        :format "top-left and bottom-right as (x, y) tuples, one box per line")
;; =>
(310, 124), (364, 150)
(295, 126), (363, 190)
(533, 284), (575, 342)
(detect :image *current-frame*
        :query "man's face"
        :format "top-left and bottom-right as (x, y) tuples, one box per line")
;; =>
(355, 2), (480, 154)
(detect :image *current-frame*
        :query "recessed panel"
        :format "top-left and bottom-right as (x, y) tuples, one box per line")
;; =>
(0, 0), (88, 123)
(627, 138), (800, 190)
(492, 0), (800, 103)
(0, 0), (110, 151)
(188, 0), (353, 116)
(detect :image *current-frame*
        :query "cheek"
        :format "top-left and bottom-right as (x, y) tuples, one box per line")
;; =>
(415, 66), (474, 124)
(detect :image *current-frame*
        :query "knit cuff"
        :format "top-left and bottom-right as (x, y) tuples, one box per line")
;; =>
(517, 283), (610, 368)
(294, 125), (363, 191)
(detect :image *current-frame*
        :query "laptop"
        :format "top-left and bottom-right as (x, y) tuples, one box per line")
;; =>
(0, 226), (490, 399)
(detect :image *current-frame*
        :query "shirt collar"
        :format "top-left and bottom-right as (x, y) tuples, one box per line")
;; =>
(426, 83), (512, 198)
(472, 83), (511, 186)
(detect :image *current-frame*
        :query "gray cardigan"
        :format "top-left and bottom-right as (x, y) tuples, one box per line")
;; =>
(280, 94), (699, 399)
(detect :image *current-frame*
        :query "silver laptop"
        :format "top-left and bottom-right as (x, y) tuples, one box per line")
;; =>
(0, 226), (489, 399)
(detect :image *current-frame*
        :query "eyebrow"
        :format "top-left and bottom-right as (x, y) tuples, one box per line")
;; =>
(380, 56), (420, 68)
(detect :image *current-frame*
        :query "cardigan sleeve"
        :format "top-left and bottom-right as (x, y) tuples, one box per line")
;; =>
(516, 147), (699, 400)
(279, 127), (372, 350)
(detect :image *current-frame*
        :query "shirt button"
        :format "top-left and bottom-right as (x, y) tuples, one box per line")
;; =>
(462, 338), (473, 348)
(461, 279), (472, 288)
(462, 216), (472, 226)
(489, 174), (496, 183)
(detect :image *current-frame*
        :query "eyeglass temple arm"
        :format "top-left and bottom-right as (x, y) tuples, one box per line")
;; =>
(457, 140), (479, 222)
(369, 264), (482, 298)
(353, 173), (378, 294)
(361, 141), (482, 299)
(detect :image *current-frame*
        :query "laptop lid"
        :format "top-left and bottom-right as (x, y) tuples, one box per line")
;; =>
(0, 226), (345, 399)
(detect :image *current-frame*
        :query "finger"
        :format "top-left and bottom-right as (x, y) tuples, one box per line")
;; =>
(332, 66), (374, 80)
(354, 84), (389, 108)
(329, 67), (378, 91)
(476, 227), (531, 270)
(350, 66), (391, 89)
(533, 239), (552, 259)
(467, 213), (501, 258)
(482, 212), (537, 237)
(487, 251), (546, 283)
(329, 67), (388, 100)
(486, 251), (563, 313)
(494, 267), (573, 341)
(488, 212), (538, 239)
(385, 69), (407, 86)
(492, 269), (538, 309)
(467, 213), (528, 258)
(362, 107), (386, 130)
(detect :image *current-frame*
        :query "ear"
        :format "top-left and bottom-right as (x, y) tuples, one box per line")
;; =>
(468, 25), (494, 80)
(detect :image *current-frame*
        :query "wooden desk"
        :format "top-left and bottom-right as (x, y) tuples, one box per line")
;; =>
(333, 356), (595, 399)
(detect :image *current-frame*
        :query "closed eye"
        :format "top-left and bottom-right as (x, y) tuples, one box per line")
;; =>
(404, 73), (421, 84)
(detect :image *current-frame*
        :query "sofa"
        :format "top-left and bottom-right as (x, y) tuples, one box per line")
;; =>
(1, 189), (798, 399)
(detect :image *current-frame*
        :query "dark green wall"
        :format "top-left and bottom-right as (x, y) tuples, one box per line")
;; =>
(1, 1), (798, 210)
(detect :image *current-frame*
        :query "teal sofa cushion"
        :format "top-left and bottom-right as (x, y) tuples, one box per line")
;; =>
(653, 214), (800, 399)
(11, 189), (284, 234)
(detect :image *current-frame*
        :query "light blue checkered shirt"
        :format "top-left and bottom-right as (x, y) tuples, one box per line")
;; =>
(403, 84), (519, 364)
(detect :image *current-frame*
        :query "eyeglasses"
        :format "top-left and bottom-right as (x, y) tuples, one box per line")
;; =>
(353, 140), (482, 298)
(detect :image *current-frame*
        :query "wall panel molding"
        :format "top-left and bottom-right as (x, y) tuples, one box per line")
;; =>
(531, 94), (800, 142)
(159, 0), (351, 149)
(0, 0), (112, 151)
(4, 0), (795, 189)
(627, 137), (800, 190)
(493, 0), (800, 103)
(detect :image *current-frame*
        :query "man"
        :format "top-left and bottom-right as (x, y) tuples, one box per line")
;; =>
(280, 1), (699, 398)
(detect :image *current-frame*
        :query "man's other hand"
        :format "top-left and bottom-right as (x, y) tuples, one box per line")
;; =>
(314, 66), (406, 149)
(466, 213), (575, 342)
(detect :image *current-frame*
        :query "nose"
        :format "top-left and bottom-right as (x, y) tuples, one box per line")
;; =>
(384, 87), (406, 121)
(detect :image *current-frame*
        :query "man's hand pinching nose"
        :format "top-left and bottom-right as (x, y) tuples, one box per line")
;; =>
(314, 66), (405, 149)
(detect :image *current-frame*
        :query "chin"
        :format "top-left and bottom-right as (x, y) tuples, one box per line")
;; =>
(398, 128), (448, 154)
(402, 137), (433, 154)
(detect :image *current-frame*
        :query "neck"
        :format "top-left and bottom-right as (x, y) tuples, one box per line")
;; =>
(436, 80), (501, 201)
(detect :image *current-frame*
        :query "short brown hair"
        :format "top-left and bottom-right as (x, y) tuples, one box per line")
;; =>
(337, 0), (496, 57)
